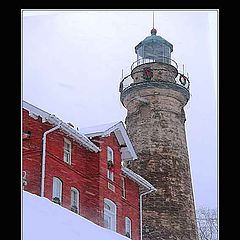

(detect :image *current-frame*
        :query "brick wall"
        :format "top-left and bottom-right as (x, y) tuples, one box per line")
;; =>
(96, 134), (140, 240)
(22, 109), (45, 195)
(22, 108), (141, 240)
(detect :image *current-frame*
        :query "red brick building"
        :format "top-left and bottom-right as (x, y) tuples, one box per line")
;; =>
(22, 100), (156, 240)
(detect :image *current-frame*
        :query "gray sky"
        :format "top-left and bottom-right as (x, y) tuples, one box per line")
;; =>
(22, 10), (218, 210)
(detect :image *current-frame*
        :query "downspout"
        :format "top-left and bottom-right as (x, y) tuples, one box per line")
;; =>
(41, 123), (62, 197)
(140, 188), (156, 240)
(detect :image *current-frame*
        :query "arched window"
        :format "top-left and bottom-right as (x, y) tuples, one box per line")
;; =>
(52, 177), (62, 205)
(107, 147), (114, 163)
(71, 187), (80, 214)
(103, 198), (117, 231)
(107, 147), (114, 182)
(125, 217), (132, 238)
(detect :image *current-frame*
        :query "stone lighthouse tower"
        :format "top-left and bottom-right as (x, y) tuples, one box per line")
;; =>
(119, 27), (198, 240)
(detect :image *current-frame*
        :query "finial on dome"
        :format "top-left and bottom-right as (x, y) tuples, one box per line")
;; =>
(151, 28), (157, 35)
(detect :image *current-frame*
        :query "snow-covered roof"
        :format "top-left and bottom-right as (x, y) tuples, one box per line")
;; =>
(81, 121), (138, 161)
(80, 122), (119, 135)
(122, 167), (157, 191)
(22, 101), (100, 153)
(23, 191), (130, 240)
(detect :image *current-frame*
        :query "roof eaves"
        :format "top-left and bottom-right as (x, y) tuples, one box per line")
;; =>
(22, 100), (100, 153)
(23, 101), (50, 123)
(104, 122), (138, 160)
(84, 131), (105, 138)
(47, 115), (100, 153)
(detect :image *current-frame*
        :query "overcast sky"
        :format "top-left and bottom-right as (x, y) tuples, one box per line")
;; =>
(22, 10), (218, 210)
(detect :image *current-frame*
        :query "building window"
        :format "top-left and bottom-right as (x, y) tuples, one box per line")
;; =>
(107, 146), (114, 181)
(125, 217), (132, 238)
(107, 169), (114, 181)
(121, 177), (126, 198)
(103, 199), (117, 231)
(22, 171), (27, 189)
(108, 182), (115, 192)
(107, 146), (114, 164)
(52, 177), (62, 205)
(70, 187), (80, 214)
(64, 138), (71, 164)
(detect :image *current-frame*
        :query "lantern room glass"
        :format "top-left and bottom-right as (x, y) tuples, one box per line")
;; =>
(135, 29), (173, 65)
(136, 43), (171, 64)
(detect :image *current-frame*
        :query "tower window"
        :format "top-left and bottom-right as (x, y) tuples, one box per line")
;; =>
(64, 138), (71, 164)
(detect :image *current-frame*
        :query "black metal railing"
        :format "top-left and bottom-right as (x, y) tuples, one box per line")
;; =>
(119, 72), (190, 93)
(119, 57), (190, 94)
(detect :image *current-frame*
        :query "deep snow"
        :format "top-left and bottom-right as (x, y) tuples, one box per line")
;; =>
(22, 191), (129, 240)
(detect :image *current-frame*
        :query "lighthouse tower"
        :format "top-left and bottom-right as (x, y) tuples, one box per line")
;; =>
(119, 27), (198, 240)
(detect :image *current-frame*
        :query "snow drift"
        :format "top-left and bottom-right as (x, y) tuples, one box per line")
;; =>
(23, 191), (129, 240)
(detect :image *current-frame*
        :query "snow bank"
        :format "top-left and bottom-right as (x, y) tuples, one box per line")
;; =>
(23, 191), (129, 240)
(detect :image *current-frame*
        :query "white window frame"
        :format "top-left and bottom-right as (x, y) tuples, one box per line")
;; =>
(52, 177), (62, 204)
(103, 198), (117, 232)
(121, 177), (126, 199)
(64, 138), (71, 164)
(107, 182), (115, 192)
(71, 187), (80, 214)
(107, 169), (114, 181)
(107, 146), (114, 163)
(125, 217), (132, 239)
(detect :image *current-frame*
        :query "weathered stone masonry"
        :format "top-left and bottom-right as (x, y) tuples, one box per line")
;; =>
(121, 61), (198, 240)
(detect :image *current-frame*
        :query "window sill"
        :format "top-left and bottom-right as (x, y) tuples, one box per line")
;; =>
(63, 160), (71, 165)
(107, 179), (114, 183)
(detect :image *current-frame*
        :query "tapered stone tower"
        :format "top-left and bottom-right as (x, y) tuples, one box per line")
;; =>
(119, 27), (198, 240)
